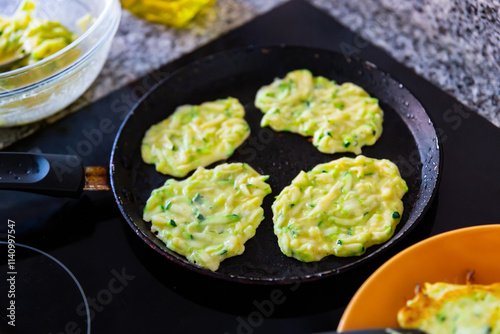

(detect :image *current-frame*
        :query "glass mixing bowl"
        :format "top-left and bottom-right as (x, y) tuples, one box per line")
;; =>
(0, 0), (121, 127)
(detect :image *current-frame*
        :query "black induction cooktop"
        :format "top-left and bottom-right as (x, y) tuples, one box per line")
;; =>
(1, 1), (499, 333)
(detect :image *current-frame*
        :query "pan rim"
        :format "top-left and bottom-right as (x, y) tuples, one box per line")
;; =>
(110, 44), (442, 284)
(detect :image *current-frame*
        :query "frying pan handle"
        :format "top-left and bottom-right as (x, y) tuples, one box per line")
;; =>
(0, 152), (84, 198)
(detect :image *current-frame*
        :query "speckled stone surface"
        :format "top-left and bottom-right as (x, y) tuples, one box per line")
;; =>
(92, 0), (288, 102)
(0, 0), (287, 148)
(1, 0), (499, 148)
(309, 0), (500, 127)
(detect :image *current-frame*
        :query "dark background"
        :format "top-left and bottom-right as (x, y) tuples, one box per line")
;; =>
(1, 1), (499, 333)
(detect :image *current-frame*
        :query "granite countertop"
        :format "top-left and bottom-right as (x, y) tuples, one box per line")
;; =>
(1, 0), (498, 148)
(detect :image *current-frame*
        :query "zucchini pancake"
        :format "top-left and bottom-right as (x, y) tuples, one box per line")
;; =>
(255, 69), (383, 154)
(273, 155), (408, 261)
(398, 280), (500, 334)
(141, 97), (250, 177)
(143, 163), (272, 271)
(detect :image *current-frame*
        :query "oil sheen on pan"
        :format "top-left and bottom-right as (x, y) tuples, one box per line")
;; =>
(110, 45), (440, 283)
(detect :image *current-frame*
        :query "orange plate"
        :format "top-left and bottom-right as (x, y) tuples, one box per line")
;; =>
(338, 224), (500, 331)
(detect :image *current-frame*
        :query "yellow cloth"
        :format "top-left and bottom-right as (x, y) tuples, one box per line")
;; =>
(121, 0), (216, 28)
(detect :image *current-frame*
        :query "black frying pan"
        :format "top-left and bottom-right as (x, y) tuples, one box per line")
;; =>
(0, 45), (440, 284)
(110, 45), (440, 284)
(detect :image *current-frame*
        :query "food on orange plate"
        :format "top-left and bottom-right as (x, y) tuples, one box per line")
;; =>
(398, 273), (500, 334)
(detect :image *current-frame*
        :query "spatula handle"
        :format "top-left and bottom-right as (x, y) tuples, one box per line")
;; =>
(0, 152), (84, 197)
